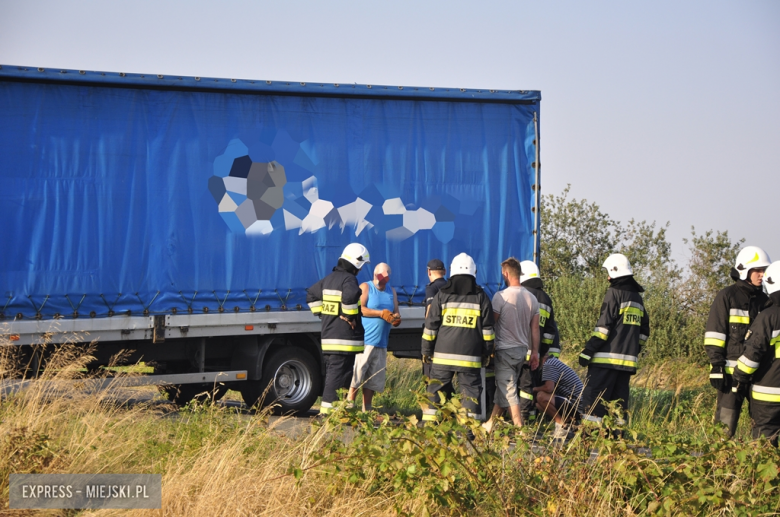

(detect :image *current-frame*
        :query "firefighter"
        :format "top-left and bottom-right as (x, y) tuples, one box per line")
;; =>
(307, 243), (370, 415)
(579, 253), (650, 427)
(518, 260), (560, 423)
(422, 253), (495, 422)
(705, 246), (771, 437)
(733, 261), (780, 446)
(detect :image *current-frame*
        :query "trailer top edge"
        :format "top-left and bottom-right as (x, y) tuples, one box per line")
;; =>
(0, 65), (541, 103)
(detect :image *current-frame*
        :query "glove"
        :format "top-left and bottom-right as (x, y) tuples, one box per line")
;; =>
(732, 380), (750, 397)
(380, 309), (396, 324)
(422, 354), (432, 364)
(709, 365), (725, 391)
(578, 349), (592, 368)
(391, 316), (402, 327)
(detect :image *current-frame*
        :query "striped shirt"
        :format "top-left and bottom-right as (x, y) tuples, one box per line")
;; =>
(541, 357), (584, 401)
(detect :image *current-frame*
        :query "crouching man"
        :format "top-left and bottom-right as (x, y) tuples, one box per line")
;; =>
(533, 341), (584, 442)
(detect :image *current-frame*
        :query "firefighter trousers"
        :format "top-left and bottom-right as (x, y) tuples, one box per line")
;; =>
(750, 401), (780, 447)
(321, 353), (356, 408)
(581, 366), (631, 424)
(715, 374), (747, 438)
(426, 365), (482, 418)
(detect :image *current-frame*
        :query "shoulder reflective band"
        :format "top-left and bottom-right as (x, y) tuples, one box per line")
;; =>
(422, 409), (438, 421)
(724, 359), (737, 375)
(737, 355), (760, 375)
(704, 331), (727, 348)
(591, 352), (637, 368)
(729, 308), (750, 325)
(432, 352), (482, 369)
(542, 333), (555, 345)
(593, 327), (609, 340)
(422, 328), (437, 341)
(308, 300), (323, 314)
(639, 334), (648, 346)
(321, 339), (364, 353)
(482, 328), (495, 341)
(751, 385), (780, 403)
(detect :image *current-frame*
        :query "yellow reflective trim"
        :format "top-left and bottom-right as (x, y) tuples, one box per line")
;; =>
(621, 306), (643, 326)
(483, 333), (495, 341)
(322, 294), (341, 302)
(485, 372), (495, 378)
(591, 358), (637, 368)
(422, 414), (438, 421)
(737, 362), (757, 375)
(310, 306), (322, 314)
(729, 316), (750, 325)
(321, 344), (364, 353)
(432, 357), (481, 368)
(519, 390), (534, 400)
(639, 339), (647, 346)
(592, 331), (608, 340)
(541, 338), (554, 344)
(751, 392), (780, 403)
(549, 352), (560, 358)
(342, 307), (359, 315)
(704, 338), (725, 347)
(422, 333), (436, 341)
(724, 366), (734, 375)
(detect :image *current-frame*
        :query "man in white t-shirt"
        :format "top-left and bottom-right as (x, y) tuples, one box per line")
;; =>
(482, 257), (540, 432)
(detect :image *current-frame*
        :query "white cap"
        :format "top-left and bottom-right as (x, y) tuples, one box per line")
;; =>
(450, 253), (477, 278)
(602, 253), (633, 279)
(763, 261), (780, 295)
(734, 246), (771, 281)
(519, 260), (541, 284)
(340, 243), (370, 270)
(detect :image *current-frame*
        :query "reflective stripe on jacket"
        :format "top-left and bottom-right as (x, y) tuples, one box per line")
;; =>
(704, 280), (768, 372)
(522, 281), (560, 357)
(583, 279), (649, 374)
(421, 284), (495, 371)
(733, 293), (780, 403)
(306, 266), (364, 354)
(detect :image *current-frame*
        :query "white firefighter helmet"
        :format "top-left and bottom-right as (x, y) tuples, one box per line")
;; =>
(519, 260), (541, 284)
(763, 261), (780, 295)
(602, 253), (633, 279)
(450, 253), (477, 278)
(340, 243), (370, 270)
(734, 246), (771, 281)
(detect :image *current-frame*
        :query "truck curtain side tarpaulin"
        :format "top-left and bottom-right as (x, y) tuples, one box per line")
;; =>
(0, 69), (540, 319)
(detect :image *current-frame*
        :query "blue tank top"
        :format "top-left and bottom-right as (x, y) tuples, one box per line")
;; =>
(362, 281), (395, 348)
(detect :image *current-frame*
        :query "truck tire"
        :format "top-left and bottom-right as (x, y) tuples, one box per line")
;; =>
(160, 383), (228, 406)
(240, 346), (322, 415)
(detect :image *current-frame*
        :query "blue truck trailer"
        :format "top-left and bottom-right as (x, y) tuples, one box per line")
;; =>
(0, 64), (541, 414)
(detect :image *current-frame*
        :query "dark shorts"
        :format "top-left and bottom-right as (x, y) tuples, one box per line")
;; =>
(553, 395), (581, 423)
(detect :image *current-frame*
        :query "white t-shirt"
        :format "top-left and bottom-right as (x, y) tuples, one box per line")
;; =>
(491, 286), (539, 351)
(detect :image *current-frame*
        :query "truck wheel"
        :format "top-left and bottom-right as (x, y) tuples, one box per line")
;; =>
(240, 347), (321, 415)
(160, 383), (228, 406)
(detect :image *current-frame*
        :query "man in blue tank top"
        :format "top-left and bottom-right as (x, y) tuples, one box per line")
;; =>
(347, 263), (401, 411)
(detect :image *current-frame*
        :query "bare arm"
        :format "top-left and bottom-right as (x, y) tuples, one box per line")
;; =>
(359, 283), (382, 318)
(530, 313), (540, 371)
(533, 380), (554, 394)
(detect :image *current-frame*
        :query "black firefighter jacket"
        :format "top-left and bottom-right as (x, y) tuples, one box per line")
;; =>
(704, 274), (769, 374)
(583, 276), (650, 374)
(734, 291), (780, 404)
(522, 278), (560, 357)
(306, 265), (364, 354)
(421, 275), (495, 372)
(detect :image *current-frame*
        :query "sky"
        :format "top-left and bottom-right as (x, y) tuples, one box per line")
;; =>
(1, 0), (778, 267)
